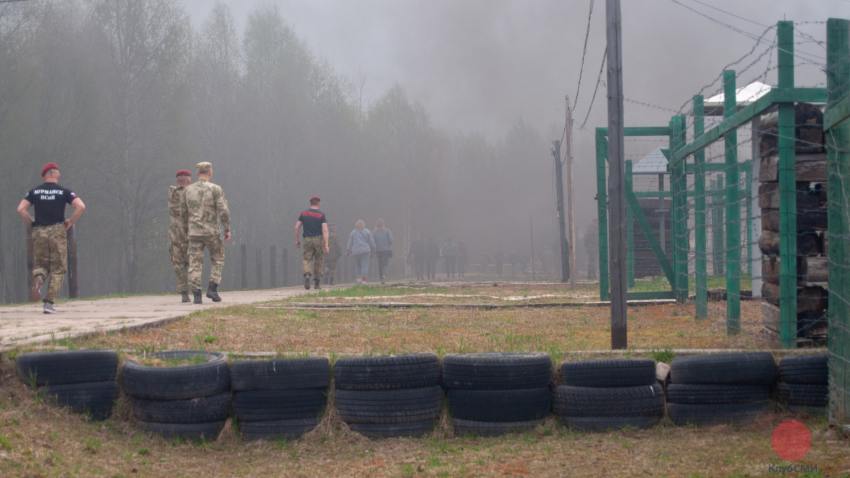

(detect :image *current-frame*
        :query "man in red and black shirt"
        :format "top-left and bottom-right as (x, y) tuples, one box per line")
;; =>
(294, 196), (330, 290)
(16, 162), (86, 314)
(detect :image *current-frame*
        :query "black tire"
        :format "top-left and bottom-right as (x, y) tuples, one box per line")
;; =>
(333, 354), (440, 390)
(553, 384), (664, 418)
(452, 418), (542, 437)
(233, 389), (327, 422)
(335, 386), (442, 424)
(560, 359), (656, 387)
(777, 382), (828, 407)
(447, 388), (551, 422)
(40, 381), (118, 421)
(17, 351), (118, 386)
(778, 355), (828, 385)
(137, 420), (225, 441)
(131, 393), (231, 424)
(121, 351), (230, 400)
(230, 358), (330, 391)
(348, 419), (437, 439)
(239, 418), (320, 441)
(442, 353), (552, 390)
(670, 353), (777, 385)
(560, 415), (662, 432)
(666, 384), (770, 405)
(667, 402), (769, 426)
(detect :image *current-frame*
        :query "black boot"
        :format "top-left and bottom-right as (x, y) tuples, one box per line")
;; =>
(304, 273), (312, 290)
(314, 277), (321, 290)
(206, 282), (222, 302)
(193, 289), (203, 304)
(181, 291), (190, 303)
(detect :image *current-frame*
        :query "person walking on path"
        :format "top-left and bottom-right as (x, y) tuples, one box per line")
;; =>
(295, 196), (329, 290)
(168, 169), (192, 303)
(17, 162), (86, 314)
(323, 224), (342, 285)
(372, 218), (394, 284)
(184, 161), (231, 304)
(347, 219), (375, 284)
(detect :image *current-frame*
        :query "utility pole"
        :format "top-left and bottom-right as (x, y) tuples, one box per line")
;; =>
(564, 96), (577, 286)
(606, 0), (627, 349)
(552, 140), (569, 283)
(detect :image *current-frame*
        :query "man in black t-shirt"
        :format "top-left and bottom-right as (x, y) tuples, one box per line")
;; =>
(16, 162), (86, 314)
(294, 196), (330, 290)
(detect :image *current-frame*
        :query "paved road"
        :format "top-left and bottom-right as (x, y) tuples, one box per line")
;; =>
(0, 287), (309, 352)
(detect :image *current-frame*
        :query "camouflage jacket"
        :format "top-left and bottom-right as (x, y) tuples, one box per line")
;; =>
(168, 185), (188, 244)
(184, 178), (230, 238)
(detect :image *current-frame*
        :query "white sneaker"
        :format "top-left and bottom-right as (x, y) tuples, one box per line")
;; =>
(43, 302), (56, 314)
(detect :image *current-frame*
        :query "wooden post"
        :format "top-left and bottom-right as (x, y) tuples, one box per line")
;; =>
(67, 226), (78, 298)
(565, 96), (577, 286)
(240, 244), (247, 289)
(270, 245), (278, 287)
(606, 0), (627, 349)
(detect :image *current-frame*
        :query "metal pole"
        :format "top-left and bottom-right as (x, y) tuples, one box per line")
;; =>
(606, 0), (627, 349)
(553, 140), (569, 283)
(565, 97), (577, 286)
(671, 115), (689, 302)
(826, 16), (850, 429)
(596, 128), (610, 300)
(745, 161), (753, 280)
(694, 95), (708, 319)
(626, 160), (635, 288)
(723, 69), (741, 334)
(777, 21), (798, 347)
(751, 117), (763, 298)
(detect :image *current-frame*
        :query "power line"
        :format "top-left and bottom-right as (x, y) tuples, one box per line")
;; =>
(580, 45), (606, 130)
(573, 0), (595, 112)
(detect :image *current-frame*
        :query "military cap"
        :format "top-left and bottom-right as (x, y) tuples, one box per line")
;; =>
(196, 161), (212, 170)
(41, 162), (60, 177)
(176, 169), (192, 177)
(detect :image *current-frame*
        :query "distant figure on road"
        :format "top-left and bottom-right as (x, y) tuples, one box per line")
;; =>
(442, 238), (458, 279)
(17, 162), (86, 314)
(295, 196), (330, 290)
(373, 218), (394, 284)
(185, 161), (231, 304)
(324, 224), (342, 285)
(347, 219), (375, 284)
(425, 237), (439, 281)
(408, 235), (426, 281)
(168, 169), (192, 303)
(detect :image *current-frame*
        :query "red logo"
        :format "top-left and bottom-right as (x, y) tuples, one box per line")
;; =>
(771, 419), (812, 461)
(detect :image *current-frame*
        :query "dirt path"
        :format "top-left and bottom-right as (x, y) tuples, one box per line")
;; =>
(0, 287), (311, 352)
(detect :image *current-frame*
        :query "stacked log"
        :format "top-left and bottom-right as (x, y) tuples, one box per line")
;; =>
(758, 103), (828, 344)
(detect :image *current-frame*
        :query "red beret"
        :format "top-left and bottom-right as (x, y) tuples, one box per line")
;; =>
(41, 162), (60, 177)
(176, 169), (192, 177)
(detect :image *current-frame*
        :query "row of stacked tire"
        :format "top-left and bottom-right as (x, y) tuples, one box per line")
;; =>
(15, 350), (830, 442)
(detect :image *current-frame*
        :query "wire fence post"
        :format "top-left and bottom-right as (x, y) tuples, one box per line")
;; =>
(626, 160), (635, 288)
(723, 69), (741, 334)
(595, 127), (610, 301)
(670, 115), (689, 303)
(777, 21), (797, 347)
(826, 16), (850, 431)
(694, 95), (708, 319)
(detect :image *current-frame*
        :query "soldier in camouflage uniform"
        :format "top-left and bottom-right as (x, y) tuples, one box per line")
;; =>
(184, 161), (231, 304)
(17, 162), (86, 314)
(169, 169), (192, 303)
(323, 224), (341, 285)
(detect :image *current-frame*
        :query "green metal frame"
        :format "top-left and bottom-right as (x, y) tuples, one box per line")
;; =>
(826, 16), (850, 432)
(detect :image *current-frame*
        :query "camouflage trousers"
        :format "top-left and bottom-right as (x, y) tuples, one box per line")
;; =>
(188, 235), (225, 291)
(170, 237), (189, 293)
(302, 236), (324, 278)
(32, 224), (67, 303)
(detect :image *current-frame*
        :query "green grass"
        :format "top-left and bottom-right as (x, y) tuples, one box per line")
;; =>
(308, 285), (451, 299)
(627, 275), (753, 294)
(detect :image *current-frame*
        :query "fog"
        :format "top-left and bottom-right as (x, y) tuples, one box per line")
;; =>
(0, 0), (845, 302)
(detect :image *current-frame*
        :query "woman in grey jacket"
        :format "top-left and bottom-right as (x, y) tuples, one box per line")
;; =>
(347, 219), (375, 284)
